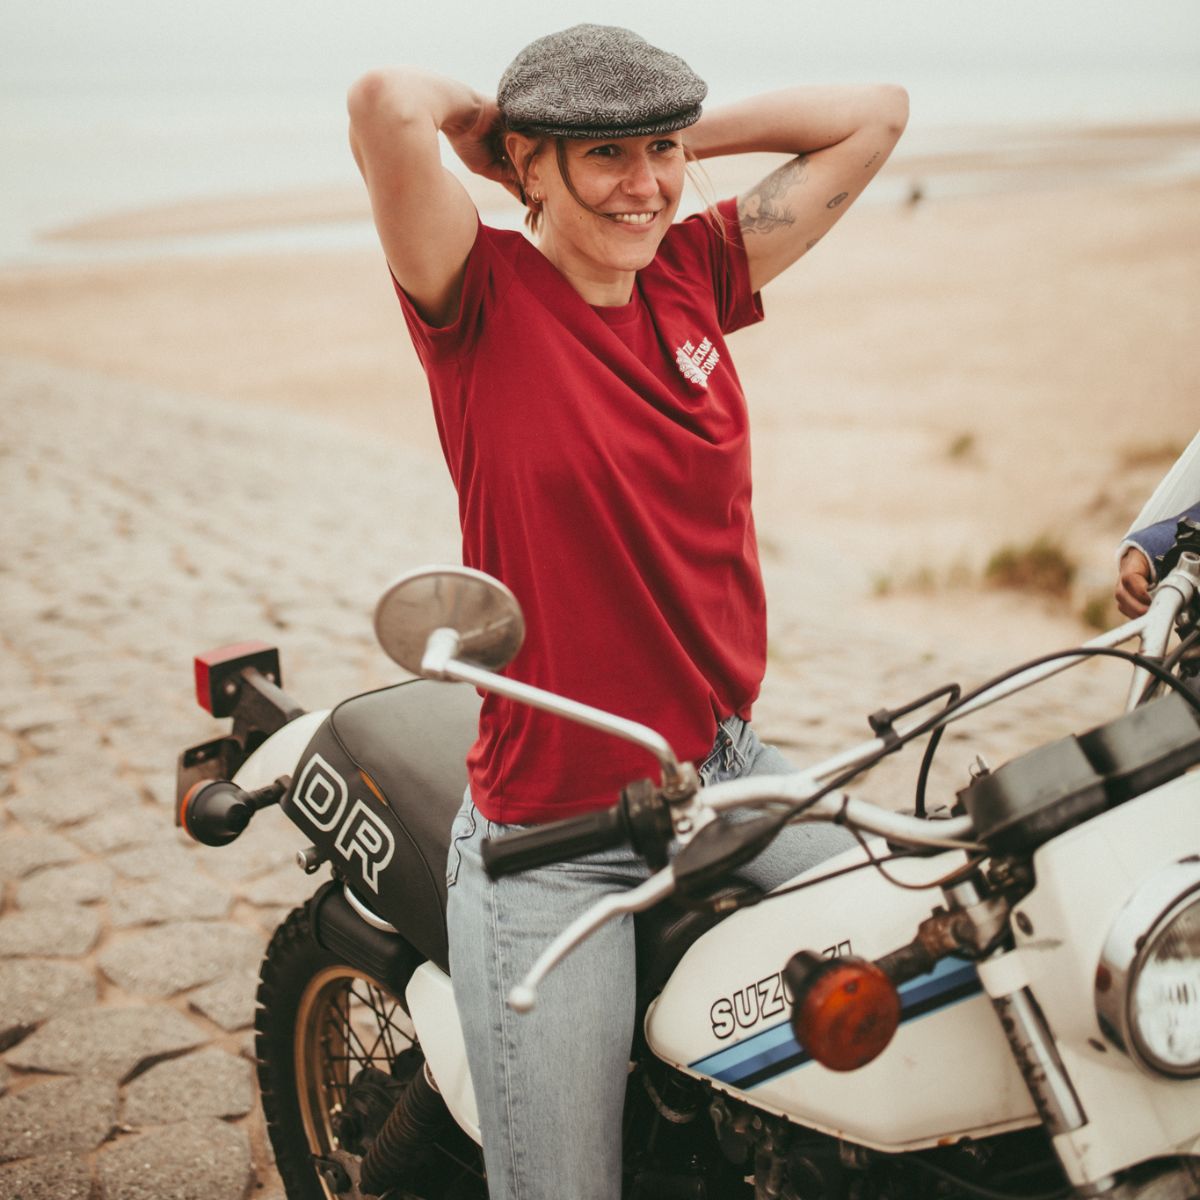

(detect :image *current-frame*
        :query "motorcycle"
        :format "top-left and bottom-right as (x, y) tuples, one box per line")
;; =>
(175, 544), (1200, 1200)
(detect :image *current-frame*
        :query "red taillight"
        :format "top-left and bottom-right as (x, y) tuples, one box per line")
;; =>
(193, 642), (280, 716)
(786, 952), (901, 1072)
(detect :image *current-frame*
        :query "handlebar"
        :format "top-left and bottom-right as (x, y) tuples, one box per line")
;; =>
(483, 778), (676, 879)
(483, 806), (629, 879)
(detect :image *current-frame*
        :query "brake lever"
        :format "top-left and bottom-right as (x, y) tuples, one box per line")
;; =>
(671, 811), (784, 898)
(507, 866), (677, 1013)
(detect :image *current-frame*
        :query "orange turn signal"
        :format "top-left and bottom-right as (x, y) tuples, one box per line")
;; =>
(177, 779), (253, 847)
(785, 951), (901, 1072)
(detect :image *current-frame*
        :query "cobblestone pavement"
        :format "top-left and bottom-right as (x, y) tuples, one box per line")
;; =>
(0, 355), (1128, 1198)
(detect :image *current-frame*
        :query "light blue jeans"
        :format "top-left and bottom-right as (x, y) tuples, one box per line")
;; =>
(445, 716), (852, 1200)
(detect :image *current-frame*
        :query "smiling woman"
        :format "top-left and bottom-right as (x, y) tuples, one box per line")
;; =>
(507, 133), (689, 299)
(347, 22), (905, 1200)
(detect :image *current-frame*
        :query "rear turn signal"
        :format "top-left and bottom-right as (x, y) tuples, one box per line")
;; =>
(785, 950), (901, 1072)
(177, 780), (254, 847)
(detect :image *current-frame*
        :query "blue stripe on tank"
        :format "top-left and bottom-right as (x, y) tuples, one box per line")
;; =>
(688, 955), (982, 1089)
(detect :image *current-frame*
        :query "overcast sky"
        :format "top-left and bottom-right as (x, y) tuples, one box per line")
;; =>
(3, 0), (1198, 100)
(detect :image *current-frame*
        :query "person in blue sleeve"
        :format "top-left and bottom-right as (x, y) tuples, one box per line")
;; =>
(1116, 502), (1200, 617)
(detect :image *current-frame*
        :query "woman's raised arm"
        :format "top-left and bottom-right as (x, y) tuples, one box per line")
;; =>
(685, 85), (909, 292)
(348, 69), (506, 326)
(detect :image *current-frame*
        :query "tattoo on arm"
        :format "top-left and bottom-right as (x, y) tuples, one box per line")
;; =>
(826, 192), (848, 209)
(738, 155), (809, 235)
(864, 150), (881, 169)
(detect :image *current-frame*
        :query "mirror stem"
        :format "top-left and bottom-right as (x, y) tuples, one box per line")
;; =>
(421, 627), (463, 678)
(431, 650), (695, 799)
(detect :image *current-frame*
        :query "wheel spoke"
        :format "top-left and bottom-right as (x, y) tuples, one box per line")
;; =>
(290, 963), (436, 1195)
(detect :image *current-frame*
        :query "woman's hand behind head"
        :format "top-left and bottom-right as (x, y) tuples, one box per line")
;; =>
(444, 97), (524, 201)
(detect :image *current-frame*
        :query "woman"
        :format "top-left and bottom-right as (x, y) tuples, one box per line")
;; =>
(349, 24), (907, 1199)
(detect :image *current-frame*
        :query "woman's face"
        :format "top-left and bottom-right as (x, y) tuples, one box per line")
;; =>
(515, 133), (687, 282)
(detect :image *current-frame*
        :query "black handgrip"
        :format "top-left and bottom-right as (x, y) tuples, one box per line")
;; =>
(482, 806), (628, 880)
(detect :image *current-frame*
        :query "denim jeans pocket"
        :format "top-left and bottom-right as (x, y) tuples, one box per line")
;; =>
(699, 717), (749, 786)
(445, 795), (477, 889)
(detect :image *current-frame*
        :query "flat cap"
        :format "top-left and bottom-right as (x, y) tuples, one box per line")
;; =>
(498, 24), (707, 139)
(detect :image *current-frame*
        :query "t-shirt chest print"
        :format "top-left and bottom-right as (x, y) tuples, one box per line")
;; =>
(674, 333), (721, 389)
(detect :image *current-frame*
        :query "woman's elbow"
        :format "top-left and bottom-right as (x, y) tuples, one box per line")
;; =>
(876, 84), (910, 138)
(347, 70), (387, 124)
(346, 68), (419, 131)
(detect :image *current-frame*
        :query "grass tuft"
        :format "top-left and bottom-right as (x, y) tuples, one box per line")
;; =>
(946, 432), (976, 460)
(1080, 590), (1118, 631)
(984, 536), (1076, 597)
(1119, 441), (1184, 470)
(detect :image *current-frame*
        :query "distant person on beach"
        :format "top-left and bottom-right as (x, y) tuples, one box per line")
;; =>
(349, 24), (906, 1198)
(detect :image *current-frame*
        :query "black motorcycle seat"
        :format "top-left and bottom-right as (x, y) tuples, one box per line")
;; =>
(326, 679), (480, 969)
(327, 679), (748, 997)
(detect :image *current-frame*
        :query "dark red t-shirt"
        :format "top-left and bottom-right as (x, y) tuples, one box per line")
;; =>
(395, 198), (767, 823)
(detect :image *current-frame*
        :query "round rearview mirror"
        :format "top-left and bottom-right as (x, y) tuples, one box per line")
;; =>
(374, 565), (525, 676)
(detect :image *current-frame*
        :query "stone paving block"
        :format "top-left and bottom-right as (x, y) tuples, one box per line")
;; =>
(5, 781), (120, 830)
(16, 860), (116, 908)
(0, 700), (76, 735)
(73, 695), (139, 728)
(249, 905), (297, 937)
(0, 832), (80, 882)
(6, 1006), (207, 1080)
(96, 1118), (252, 1200)
(0, 1151), (93, 1199)
(0, 1063), (9, 1097)
(22, 626), (96, 666)
(0, 686), (36, 718)
(0, 960), (97, 1046)
(139, 770), (177, 807)
(108, 837), (195, 881)
(187, 970), (260, 1032)
(122, 1047), (253, 1125)
(0, 1075), (117, 1162)
(242, 863), (321, 909)
(109, 871), (233, 928)
(0, 907), (101, 958)
(12, 750), (110, 788)
(99, 920), (265, 997)
(65, 805), (164, 855)
(195, 824), (305, 883)
(0, 734), (18, 769)
(23, 724), (105, 756)
(106, 729), (189, 777)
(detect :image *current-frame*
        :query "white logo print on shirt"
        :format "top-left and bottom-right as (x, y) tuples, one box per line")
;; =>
(675, 336), (720, 389)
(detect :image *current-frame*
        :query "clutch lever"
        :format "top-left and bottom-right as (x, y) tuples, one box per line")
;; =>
(507, 866), (677, 1013)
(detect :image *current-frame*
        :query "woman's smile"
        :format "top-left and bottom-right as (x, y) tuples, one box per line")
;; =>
(605, 211), (660, 227)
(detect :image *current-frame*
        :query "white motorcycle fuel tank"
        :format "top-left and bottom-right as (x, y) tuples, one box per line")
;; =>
(645, 843), (1038, 1152)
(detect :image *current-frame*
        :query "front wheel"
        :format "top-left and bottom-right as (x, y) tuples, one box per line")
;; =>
(255, 902), (483, 1199)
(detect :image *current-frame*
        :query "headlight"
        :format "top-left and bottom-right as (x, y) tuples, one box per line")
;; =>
(1096, 860), (1200, 1079)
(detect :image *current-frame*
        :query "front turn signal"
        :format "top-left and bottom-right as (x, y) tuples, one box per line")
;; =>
(785, 950), (901, 1072)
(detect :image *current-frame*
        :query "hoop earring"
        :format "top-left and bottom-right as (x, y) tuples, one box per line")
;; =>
(531, 191), (541, 205)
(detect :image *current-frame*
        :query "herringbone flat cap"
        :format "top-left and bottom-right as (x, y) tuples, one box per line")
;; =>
(498, 24), (706, 139)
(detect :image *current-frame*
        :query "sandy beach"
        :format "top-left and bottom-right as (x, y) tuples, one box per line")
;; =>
(5, 125), (1197, 763)
(4, 125), (1196, 630)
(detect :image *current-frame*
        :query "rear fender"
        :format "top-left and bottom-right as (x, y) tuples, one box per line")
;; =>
(232, 711), (330, 791)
